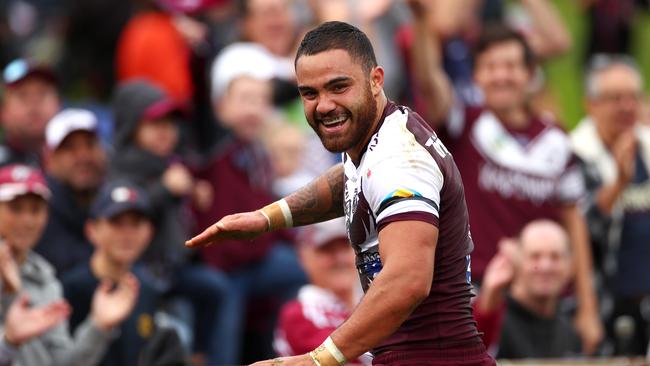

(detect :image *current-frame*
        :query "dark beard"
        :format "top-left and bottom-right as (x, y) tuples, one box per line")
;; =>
(316, 85), (378, 154)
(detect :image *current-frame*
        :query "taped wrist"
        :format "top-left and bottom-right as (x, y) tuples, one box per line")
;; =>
(259, 198), (293, 231)
(309, 336), (346, 366)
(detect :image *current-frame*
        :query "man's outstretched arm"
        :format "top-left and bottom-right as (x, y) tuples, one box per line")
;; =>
(185, 163), (344, 248)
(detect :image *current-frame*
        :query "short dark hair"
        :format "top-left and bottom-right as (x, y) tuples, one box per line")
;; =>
(473, 23), (536, 69)
(295, 21), (378, 73)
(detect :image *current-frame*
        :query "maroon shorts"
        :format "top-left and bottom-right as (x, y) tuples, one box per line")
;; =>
(372, 342), (495, 366)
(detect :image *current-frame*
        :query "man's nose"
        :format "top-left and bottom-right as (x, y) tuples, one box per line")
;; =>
(316, 95), (336, 116)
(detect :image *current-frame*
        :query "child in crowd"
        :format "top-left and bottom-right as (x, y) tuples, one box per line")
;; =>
(63, 180), (185, 366)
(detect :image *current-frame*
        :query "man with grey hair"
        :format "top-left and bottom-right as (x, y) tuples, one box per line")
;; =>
(571, 54), (650, 355)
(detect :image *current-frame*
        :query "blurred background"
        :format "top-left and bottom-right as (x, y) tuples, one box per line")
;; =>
(0, 0), (649, 365)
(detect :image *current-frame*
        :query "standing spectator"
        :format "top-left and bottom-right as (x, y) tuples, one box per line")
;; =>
(274, 218), (370, 365)
(63, 180), (184, 366)
(35, 108), (107, 277)
(0, 164), (136, 366)
(110, 79), (229, 365)
(473, 220), (582, 359)
(195, 42), (307, 364)
(416, 21), (602, 353)
(571, 55), (650, 355)
(0, 59), (60, 167)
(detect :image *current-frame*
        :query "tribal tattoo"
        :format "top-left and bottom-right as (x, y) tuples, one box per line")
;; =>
(286, 163), (345, 226)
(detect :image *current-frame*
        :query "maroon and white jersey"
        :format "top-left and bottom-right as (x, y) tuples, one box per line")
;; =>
(442, 105), (585, 280)
(273, 285), (371, 365)
(343, 101), (480, 354)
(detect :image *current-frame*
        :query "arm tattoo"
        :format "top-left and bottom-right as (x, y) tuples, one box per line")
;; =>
(286, 163), (345, 226)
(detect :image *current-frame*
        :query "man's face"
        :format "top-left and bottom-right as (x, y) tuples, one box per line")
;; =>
(216, 76), (273, 142)
(0, 195), (48, 256)
(299, 238), (357, 296)
(296, 49), (380, 154)
(87, 211), (153, 266)
(1, 77), (60, 148)
(517, 227), (571, 300)
(243, 0), (295, 56)
(135, 116), (179, 157)
(474, 41), (532, 113)
(587, 65), (642, 140)
(47, 131), (106, 192)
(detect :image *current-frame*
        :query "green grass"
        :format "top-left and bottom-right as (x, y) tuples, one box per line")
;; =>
(544, 0), (650, 129)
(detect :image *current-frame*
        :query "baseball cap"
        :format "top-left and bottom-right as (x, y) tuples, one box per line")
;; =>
(46, 108), (99, 150)
(0, 165), (51, 202)
(210, 42), (279, 100)
(2, 58), (57, 87)
(90, 181), (151, 219)
(142, 97), (187, 121)
(298, 218), (349, 248)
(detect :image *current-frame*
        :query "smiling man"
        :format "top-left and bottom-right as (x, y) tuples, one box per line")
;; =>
(187, 21), (494, 366)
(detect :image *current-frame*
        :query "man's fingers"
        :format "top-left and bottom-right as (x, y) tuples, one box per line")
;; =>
(185, 222), (224, 248)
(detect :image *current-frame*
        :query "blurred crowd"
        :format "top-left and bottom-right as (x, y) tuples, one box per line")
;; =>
(0, 0), (649, 365)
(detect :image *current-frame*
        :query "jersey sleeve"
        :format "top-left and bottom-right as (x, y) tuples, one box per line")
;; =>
(556, 156), (587, 204)
(362, 122), (445, 230)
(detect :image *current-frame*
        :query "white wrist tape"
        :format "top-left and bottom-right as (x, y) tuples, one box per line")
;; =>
(277, 198), (293, 227)
(324, 337), (346, 365)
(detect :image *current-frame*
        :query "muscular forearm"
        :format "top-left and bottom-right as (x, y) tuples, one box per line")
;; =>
(330, 265), (429, 359)
(285, 163), (345, 226)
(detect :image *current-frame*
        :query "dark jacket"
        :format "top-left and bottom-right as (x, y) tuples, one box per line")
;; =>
(34, 176), (94, 278)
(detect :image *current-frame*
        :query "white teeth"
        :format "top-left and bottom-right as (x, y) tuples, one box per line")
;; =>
(322, 116), (347, 126)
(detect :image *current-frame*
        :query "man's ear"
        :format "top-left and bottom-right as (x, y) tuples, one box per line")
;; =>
(370, 66), (385, 96)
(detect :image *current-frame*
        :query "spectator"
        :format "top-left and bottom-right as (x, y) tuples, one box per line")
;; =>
(273, 218), (370, 365)
(0, 59), (60, 167)
(0, 164), (135, 366)
(110, 79), (228, 365)
(63, 180), (185, 366)
(571, 55), (650, 355)
(35, 108), (107, 277)
(0, 244), (71, 366)
(263, 121), (312, 197)
(195, 42), (306, 364)
(419, 22), (602, 353)
(473, 220), (582, 359)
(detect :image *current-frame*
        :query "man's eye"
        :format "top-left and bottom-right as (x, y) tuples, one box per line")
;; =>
(301, 91), (317, 99)
(332, 85), (348, 93)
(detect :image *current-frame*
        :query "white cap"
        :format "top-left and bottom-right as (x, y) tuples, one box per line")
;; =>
(46, 108), (98, 149)
(298, 218), (349, 248)
(210, 42), (278, 100)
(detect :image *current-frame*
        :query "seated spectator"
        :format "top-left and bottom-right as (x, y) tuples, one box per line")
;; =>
(194, 42), (306, 364)
(0, 164), (135, 366)
(35, 108), (107, 277)
(110, 79), (228, 364)
(571, 55), (650, 355)
(0, 244), (71, 366)
(273, 218), (370, 365)
(473, 219), (582, 359)
(63, 180), (184, 366)
(0, 59), (60, 167)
